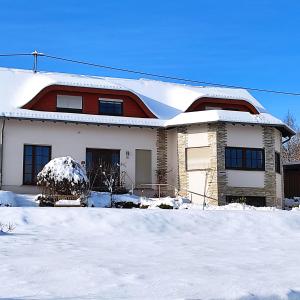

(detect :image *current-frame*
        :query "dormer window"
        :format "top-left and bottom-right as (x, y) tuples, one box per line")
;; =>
(57, 95), (83, 113)
(99, 99), (123, 116)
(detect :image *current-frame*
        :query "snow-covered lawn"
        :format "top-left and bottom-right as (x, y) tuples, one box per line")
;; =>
(1, 207), (300, 299)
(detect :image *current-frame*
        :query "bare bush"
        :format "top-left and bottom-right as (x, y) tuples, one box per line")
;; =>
(283, 112), (300, 163)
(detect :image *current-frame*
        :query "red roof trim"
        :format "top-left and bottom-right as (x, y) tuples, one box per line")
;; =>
(22, 84), (157, 118)
(185, 97), (259, 114)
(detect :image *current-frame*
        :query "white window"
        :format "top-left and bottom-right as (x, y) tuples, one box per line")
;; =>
(186, 147), (210, 170)
(57, 95), (83, 112)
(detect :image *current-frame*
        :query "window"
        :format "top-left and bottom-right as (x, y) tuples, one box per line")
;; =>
(226, 196), (266, 207)
(186, 147), (210, 171)
(275, 152), (281, 174)
(57, 95), (83, 113)
(225, 147), (265, 171)
(23, 145), (51, 185)
(99, 99), (123, 116)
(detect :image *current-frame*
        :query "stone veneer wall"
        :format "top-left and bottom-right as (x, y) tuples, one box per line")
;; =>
(156, 128), (168, 184)
(176, 126), (188, 194)
(263, 127), (277, 207)
(213, 124), (279, 207)
(206, 123), (221, 205)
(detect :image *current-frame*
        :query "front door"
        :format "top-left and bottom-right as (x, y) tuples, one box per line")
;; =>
(86, 148), (120, 191)
(135, 149), (152, 186)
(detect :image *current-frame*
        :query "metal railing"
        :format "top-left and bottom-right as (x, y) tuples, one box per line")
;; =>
(134, 183), (218, 209)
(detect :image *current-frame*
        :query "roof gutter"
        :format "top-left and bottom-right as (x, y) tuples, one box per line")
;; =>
(0, 117), (5, 190)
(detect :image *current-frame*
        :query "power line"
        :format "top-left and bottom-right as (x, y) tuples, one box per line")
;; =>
(1, 51), (300, 96)
(0, 53), (32, 57)
(43, 53), (300, 96)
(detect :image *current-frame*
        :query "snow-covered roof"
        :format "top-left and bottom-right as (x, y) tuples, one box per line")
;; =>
(0, 67), (294, 136)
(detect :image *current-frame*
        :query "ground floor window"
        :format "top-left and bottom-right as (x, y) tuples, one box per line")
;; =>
(23, 145), (51, 185)
(86, 148), (120, 191)
(226, 195), (266, 207)
(225, 147), (265, 171)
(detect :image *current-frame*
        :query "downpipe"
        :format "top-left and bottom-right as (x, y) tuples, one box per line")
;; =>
(282, 136), (291, 145)
(0, 118), (5, 190)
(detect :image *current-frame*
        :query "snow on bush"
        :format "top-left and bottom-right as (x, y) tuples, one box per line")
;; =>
(37, 156), (89, 197)
(112, 194), (141, 208)
(141, 196), (191, 209)
(0, 191), (16, 207)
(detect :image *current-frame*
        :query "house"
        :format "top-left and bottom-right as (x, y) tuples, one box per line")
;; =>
(0, 67), (294, 207)
(283, 162), (300, 199)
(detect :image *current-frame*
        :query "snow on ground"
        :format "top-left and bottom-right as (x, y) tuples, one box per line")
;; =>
(0, 190), (16, 207)
(1, 208), (300, 299)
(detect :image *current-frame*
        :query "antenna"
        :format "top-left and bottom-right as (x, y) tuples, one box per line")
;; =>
(32, 50), (44, 73)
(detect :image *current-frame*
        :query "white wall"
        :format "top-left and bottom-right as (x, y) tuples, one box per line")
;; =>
(187, 124), (209, 147)
(186, 124), (209, 203)
(2, 120), (157, 191)
(227, 124), (263, 148)
(227, 171), (265, 188)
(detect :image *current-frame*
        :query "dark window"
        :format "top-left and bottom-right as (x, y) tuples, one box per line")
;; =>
(225, 147), (265, 171)
(275, 152), (281, 174)
(226, 196), (266, 207)
(99, 100), (123, 116)
(23, 145), (51, 185)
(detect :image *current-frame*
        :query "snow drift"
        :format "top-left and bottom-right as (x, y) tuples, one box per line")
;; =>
(1, 208), (300, 299)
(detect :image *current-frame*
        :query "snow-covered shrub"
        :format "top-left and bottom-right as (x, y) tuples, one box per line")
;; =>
(113, 201), (140, 209)
(35, 195), (55, 207)
(112, 194), (141, 209)
(0, 222), (15, 234)
(157, 203), (173, 209)
(37, 156), (89, 206)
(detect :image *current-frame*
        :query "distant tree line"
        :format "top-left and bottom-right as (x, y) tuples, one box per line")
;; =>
(282, 111), (300, 163)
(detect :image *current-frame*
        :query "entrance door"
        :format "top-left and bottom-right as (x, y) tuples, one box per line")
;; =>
(86, 148), (120, 191)
(135, 149), (152, 186)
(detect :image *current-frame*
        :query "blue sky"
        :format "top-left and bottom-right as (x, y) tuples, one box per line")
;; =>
(0, 0), (300, 121)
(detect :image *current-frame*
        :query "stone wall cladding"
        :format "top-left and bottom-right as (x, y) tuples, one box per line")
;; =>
(176, 126), (188, 194)
(207, 123), (220, 205)
(156, 128), (168, 184)
(263, 126), (277, 207)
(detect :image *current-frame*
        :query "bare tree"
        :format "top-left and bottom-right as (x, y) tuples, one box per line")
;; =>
(282, 111), (300, 163)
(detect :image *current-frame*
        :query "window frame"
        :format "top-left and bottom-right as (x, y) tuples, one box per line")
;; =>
(275, 151), (281, 174)
(99, 98), (123, 116)
(56, 95), (83, 113)
(225, 146), (265, 171)
(23, 144), (52, 185)
(185, 146), (210, 171)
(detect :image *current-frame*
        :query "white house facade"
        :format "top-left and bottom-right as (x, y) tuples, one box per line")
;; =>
(0, 67), (294, 207)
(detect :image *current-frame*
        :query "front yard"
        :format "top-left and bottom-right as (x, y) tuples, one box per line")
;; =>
(1, 200), (300, 299)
